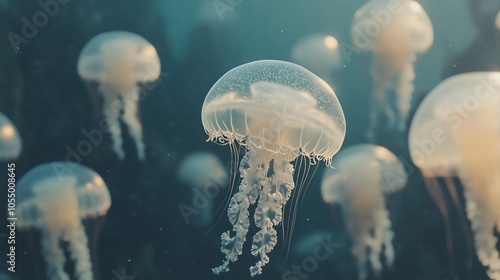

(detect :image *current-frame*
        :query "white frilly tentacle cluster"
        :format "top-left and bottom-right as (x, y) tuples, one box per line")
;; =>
(213, 149), (295, 276)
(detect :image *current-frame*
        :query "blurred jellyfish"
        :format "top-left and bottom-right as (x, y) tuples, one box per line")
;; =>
(321, 144), (406, 280)
(177, 151), (229, 227)
(17, 162), (111, 280)
(203, 60), (346, 276)
(0, 111), (22, 160)
(352, 0), (433, 135)
(409, 72), (500, 279)
(290, 35), (343, 88)
(496, 10), (500, 29)
(77, 31), (161, 161)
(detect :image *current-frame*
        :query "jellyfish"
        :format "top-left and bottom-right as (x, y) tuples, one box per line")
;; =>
(0, 111), (22, 160)
(409, 72), (500, 279)
(177, 151), (229, 227)
(496, 10), (500, 30)
(321, 144), (406, 280)
(77, 31), (161, 161)
(17, 162), (111, 280)
(290, 35), (343, 88)
(202, 60), (346, 276)
(351, 0), (433, 135)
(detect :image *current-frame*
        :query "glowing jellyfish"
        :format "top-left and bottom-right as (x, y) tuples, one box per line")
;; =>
(290, 35), (343, 87)
(409, 72), (500, 279)
(352, 0), (433, 135)
(77, 31), (161, 161)
(321, 144), (406, 280)
(203, 60), (346, 276)
(177, 151), (229, 227)
(17, 162), (111, 280)
(0, 111), (22, 160)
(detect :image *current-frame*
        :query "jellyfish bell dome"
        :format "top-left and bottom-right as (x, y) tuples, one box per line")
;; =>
(321, 144), (406, 204)
(201, 60), (346, 165)
(17, 162), (111, 280)
(17, 163), (111, 229)
(0, 112), (22, 160)
(77, 31), (161, 89)
(178, 151), (227, 189)
(290, 34), (343, 75)
(351, 0), (433, 53)
(408, 72), (500, 177)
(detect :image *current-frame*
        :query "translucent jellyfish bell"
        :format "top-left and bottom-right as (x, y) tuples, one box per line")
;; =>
(409, 72), (500, 279)
(0, 111), (22, 160)
(352, 0), (433, 135)
(177, 151), (228, 227)
(321, 144), (406, 280)
(77, 31), (161, 161)
(17, 162), (111, 280)
(203, 60), (346, 276)
(290, 35), (343, 88)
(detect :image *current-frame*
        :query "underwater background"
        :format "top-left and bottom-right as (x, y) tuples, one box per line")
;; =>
(1, 0), (500, 279)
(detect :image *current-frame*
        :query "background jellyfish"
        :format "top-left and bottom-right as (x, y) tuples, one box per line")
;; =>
(496, 9), (500, 30)
(77, 31), (161, 161)
(203, 60), (346, 276)
(177, 151), (229, 227)
(17, 162), (111, 280)
(409, 72), (500, 279)
(0, 111), (22, 160)
(351, 0), (433, 136)
(321, 144), (406, 280)
(290, 34), (343, 88)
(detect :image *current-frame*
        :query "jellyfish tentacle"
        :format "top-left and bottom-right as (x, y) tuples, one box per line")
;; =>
(250, 153), (295, 276)
(66, 224), (93, 280)
(40, 232), (70, 280)
(212, 150), (267, 274)
(100, 85), (125, 160)
(121, 86), (145, 161)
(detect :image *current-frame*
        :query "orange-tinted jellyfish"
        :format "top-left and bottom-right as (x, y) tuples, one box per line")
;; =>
(409, 72), (500, 279)
(352, 0), (433, 137)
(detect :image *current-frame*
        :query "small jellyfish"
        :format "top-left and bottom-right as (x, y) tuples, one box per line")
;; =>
(352, 0), (433, 135)
(409, 72), (500, 279)
(17, 162), (111, 280)
(290, 35), (343, 88)
(0, 111), (22, 160)
(321, 144), (406, 280)
(203, 60), (346, 276)
(177, 151), (229, 227)
(77, 31), (161, 161)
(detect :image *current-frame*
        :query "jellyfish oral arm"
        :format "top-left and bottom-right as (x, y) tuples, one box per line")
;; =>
(40, 231), (71, 280)
(121, 85), (145, 161)
(66, 224), (93, 280)
(213, 149), (295, 276)
(100, 85), (125, 160)
(395, 57), (416, 131)
(212, 150), (264, 275)
(250, 152), (294, 276)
